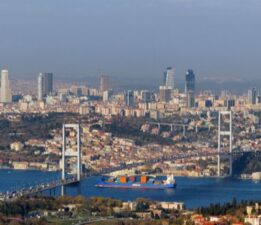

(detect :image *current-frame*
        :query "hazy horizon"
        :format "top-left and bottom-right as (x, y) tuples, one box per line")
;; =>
(1, 0), (261, 84)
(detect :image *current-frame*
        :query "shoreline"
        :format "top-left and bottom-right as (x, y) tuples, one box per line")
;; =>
(1, 167), (261, 182)
(0, 167), (59, 173)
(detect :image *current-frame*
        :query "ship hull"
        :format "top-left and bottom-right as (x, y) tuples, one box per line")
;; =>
(95, 181), (176, 189)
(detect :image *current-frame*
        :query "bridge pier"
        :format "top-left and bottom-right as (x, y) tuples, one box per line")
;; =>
(229, 112), (233, 176)
(218, 111), (233, 177)
(62, 124), (82, 182)
(62, 124), (66, 180)
(61, 185), (66, 196)
(76, 124), (81, 182)
(229, 155), (233, 176)
(217, 157), (221, 177)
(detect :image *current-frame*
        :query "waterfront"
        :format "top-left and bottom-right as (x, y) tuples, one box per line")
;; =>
(1, 169), (261, 209)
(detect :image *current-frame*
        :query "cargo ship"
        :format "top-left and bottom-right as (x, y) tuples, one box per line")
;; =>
(95, 175), (176, 189)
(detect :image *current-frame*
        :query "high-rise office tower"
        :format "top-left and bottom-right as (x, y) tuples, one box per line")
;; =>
(141, 90), (153, 103)
(226, 99), (235, 110)
(187, 91), (195, 108)
(185, 69), (195, 93)
(125, 90), (134, 106)
(0, 69), (12, 103)
(257, 95), (261, 104)
(38, 73), (53, 100)
(185, 69), (196, 108)
(103, 89), (113, 102)
(100, 75), (109, 93)
(159, 86), (171, 102)
(248, 88), (257, 105)
(164, 67), (175, 89)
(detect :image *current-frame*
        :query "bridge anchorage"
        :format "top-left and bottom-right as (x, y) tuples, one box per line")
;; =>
(218, 111), (233, 177)
(61, 123), (82, 196)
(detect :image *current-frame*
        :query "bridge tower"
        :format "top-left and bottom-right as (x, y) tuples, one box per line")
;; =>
(218, 111), (232, 177)
(62, 124), (82, 182)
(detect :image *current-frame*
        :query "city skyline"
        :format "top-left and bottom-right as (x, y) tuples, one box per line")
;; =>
(4, 67), (261, 96)
(0, 1), (261, 224)
(0, 0), (261, 82)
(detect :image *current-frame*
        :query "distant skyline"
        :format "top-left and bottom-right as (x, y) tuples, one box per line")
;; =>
(1, 0), (261, 84)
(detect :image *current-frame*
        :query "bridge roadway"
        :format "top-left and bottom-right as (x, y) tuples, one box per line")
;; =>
(146, 121), (214, 129)
(0, 176), (81, 201)
(0, 148), (259, 201)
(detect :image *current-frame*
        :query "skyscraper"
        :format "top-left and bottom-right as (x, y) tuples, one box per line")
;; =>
(185, 69), (196, 108)
(248, 87), (257, 105)
(0, 69), (12, 103)
(164, 67), (175, 90)
(185, 69), (195, 93)
(141, 90), (153, 103)
(100, 75), (109, 93)
(103, 89), (113, 102)
(159, 86), (171, 102)
(125, 90), (134, 106)
(38, 73), (53, 100)
(257, 95), (261, 104)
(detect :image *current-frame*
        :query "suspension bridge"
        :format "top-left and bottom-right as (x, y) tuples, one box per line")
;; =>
(0, 111), (257, 201)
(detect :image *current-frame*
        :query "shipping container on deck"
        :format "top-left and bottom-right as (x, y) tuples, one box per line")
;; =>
(129, 176), (135, 181)
(135, 176), (141, 182)
(119, 176), (127, 183)
(141, 175), (148, 183)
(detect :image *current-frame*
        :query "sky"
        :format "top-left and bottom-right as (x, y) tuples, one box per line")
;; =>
(0, 0), (261, 90)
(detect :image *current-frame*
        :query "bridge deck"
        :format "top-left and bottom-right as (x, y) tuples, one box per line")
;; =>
(0, 177), (79, 201)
